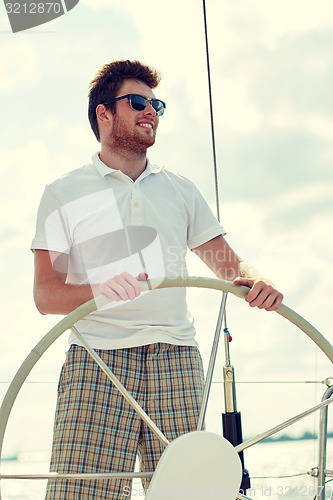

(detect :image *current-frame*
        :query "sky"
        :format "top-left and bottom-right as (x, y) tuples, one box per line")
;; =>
(0, 0), (332, 470)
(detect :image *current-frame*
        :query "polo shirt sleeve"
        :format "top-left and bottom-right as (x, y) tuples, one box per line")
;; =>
(186, 182), (226, 250)
(31, 184), (71, 254)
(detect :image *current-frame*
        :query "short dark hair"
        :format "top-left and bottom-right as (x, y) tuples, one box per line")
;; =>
(88, 60), (161, 142)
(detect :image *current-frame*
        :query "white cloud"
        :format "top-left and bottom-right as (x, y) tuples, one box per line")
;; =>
(204, 0), (333, 54)
(271, 109), (333, 142)
(81, 0), (114, 9)
(0, 39), (40, 90)
(66, 125), (97, 148)
(248, 0), (333, 40)
(269, 182), (332, 212)
(42, 117), (59, 133)
(0, 141), (51, 208)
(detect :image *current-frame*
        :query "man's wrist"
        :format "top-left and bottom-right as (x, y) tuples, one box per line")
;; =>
(91, 283), (102, 297)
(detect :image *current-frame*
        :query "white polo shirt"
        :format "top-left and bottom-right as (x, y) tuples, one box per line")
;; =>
(31, 153), (225, 349)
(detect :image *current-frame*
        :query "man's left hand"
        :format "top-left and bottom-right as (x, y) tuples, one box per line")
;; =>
(233, 278), (283, 312)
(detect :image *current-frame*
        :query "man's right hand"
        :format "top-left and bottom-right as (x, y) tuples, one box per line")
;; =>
(97, 272), (148, 301)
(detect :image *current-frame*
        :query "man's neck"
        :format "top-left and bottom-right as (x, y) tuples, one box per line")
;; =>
(99, 146), (147, 181)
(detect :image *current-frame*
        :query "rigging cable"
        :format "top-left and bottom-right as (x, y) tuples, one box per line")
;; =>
(202, 0), (230, 368)
(202, 0), (221, 222)
(201, 3), (253, 491)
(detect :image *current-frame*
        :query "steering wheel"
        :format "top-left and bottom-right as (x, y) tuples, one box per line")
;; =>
(0, 277), (332, 498)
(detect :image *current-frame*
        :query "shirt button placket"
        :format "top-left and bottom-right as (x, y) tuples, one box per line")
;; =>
(131, 183), (143, 225)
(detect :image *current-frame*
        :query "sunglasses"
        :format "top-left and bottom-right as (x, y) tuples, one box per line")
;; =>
(102, 94), (166, 116)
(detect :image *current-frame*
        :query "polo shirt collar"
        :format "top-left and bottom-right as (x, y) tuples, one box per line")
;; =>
(92, 152), (163, 180)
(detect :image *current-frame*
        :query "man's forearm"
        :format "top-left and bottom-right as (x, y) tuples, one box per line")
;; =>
(192, 236), (273, 284)
(192, 235), (283, 311)
(192, 235), (242, 281)
(34, 272), (146, 316)
(34, 280), (98, 315)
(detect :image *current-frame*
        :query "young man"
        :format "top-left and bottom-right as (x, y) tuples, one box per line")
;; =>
(32, 60), (283, 499)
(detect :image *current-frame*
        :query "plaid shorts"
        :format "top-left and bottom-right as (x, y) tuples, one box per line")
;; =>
(45, 343), (205, 499)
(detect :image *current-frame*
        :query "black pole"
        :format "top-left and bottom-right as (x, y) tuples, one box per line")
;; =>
(222, 328), (251, 492)
(222, 411), (251, 492)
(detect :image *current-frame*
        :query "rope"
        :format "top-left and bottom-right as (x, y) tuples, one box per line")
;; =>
(251, 472), (309, 479)
(202, 0), (220, 222)
(0, 380), (327, 384)
(212, 380), (329, 385)
(251, 472), (308, 479)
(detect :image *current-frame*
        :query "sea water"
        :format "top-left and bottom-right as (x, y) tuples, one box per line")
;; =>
(1, 439), (332, 499)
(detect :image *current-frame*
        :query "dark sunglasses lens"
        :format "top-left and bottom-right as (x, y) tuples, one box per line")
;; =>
(129, 95), (165, 115)
(152, 100), (165, 116)
(129, 95), (146, 111)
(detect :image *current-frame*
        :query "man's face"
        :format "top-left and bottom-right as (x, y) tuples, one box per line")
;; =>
(105, 79), (160, 154)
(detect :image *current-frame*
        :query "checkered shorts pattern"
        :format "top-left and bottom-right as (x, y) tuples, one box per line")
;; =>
(45, 343), (205, 499)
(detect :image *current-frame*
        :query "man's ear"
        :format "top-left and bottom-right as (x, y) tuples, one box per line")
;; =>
(96, 104), (113, 131)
